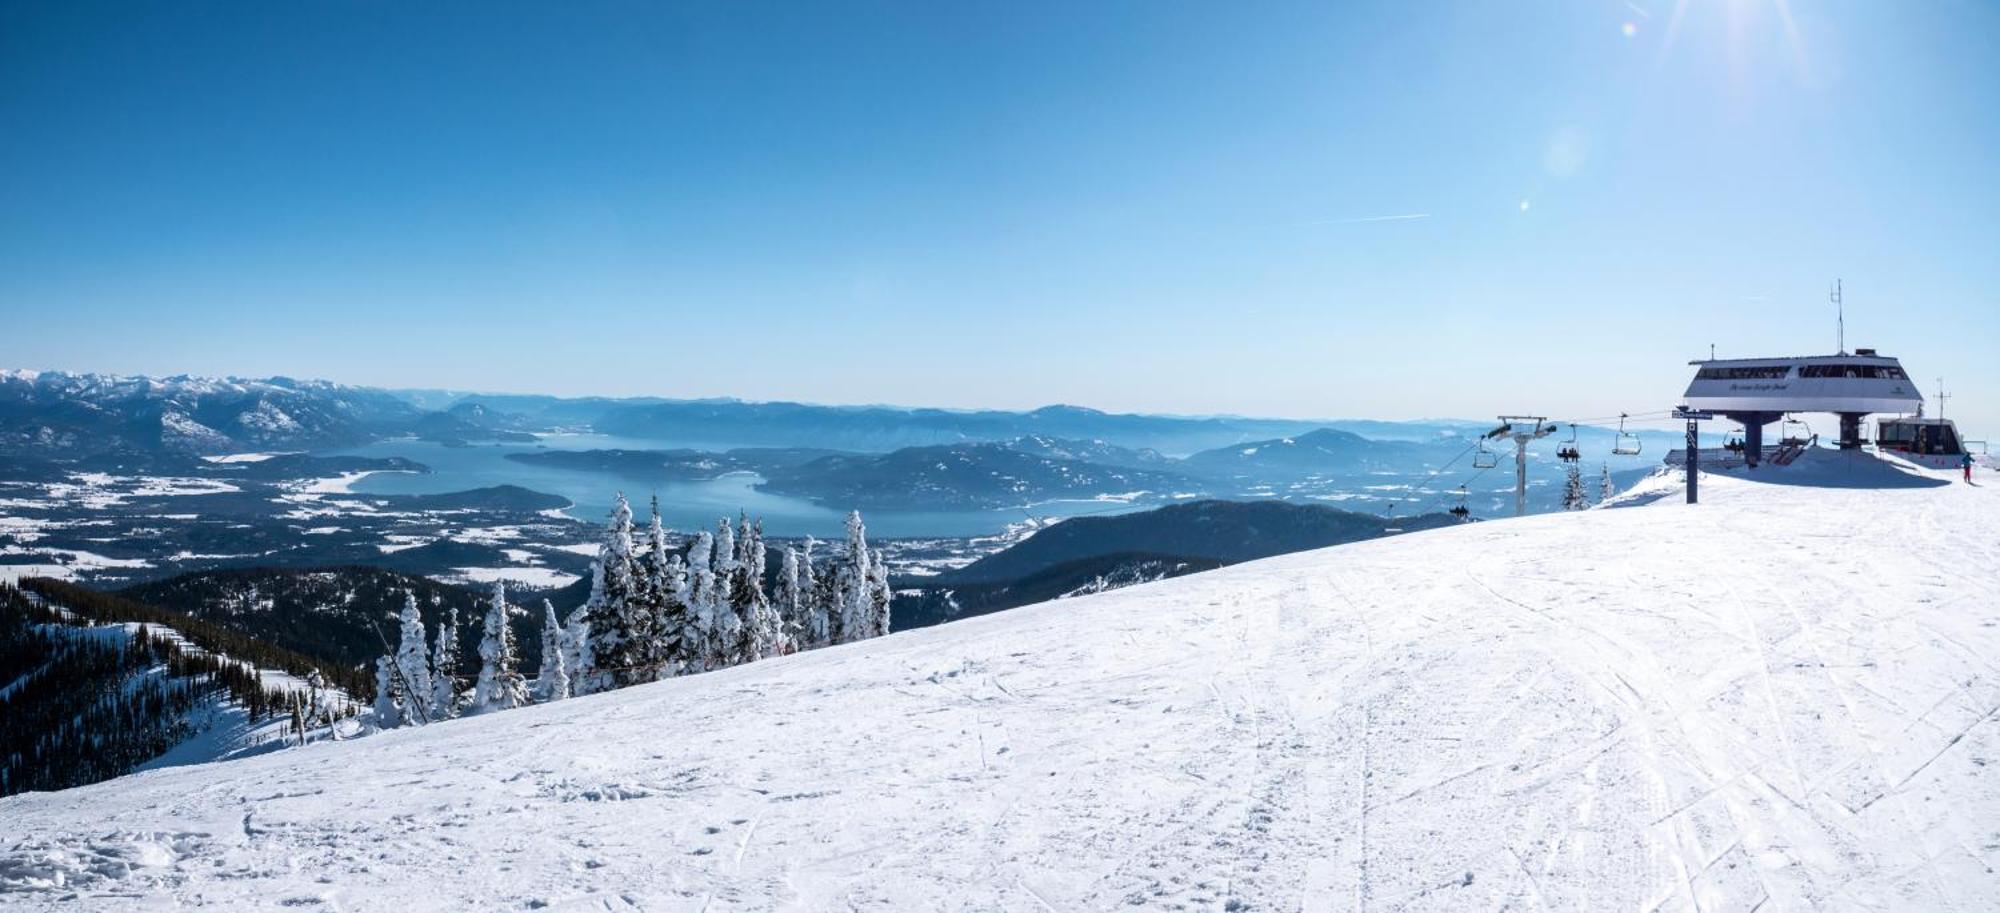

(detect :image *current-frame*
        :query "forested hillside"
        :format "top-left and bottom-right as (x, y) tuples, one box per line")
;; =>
(0, 582), (353, 796)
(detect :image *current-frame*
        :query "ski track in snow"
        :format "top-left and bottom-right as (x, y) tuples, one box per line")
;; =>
(3, 452), (1998, 910)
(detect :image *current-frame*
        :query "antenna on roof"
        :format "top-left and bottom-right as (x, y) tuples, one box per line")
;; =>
(1832, 279), (1845, 354)
(1937, 378), (1949, 422)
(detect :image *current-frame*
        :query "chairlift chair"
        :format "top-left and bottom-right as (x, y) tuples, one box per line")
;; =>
(1448, 485), (1471, 520)
(1556, 423), (1581, 463)
(1473, 439), (1499, 469)
(1781, 414), (1812, 445)
(1723, 429), (1746, 453)
(1611, 413), (1642, 456)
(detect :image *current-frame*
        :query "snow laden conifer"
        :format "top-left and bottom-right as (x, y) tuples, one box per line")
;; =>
(468, 581), (528, 715)
(682, 530), (720, 671)
(656, 550), (691, 675)
(646, 496), (671, 602)
(845, 511), (872, 638)
(372, 655), (402, 729)
(431, 606), (460, 719)
(563, 598), (592, 692)
(774, 545), (804, 654)
(582, 494), (654, 691)
(566, 560), (603, 694)
(533, 600), (570, 703)
(865, 552), (892, 638)
(627, 497), (679, 681)
(799, 536), (833, 649)
(393, 593), (433, 724)
(728, 519), (784, 661)
(711, 517), (737, 622)
(1562, 463), (1590, 511)
(1599, 463), (1616, 504)
(716, 517), (737, 579)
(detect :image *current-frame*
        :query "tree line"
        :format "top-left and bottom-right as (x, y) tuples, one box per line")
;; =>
(18, 577), (372, 697)
(371, 495), (893, 728)
(0, 582), (332, 796)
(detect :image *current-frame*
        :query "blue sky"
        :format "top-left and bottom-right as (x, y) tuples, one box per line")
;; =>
(2, 1), (1996, 434)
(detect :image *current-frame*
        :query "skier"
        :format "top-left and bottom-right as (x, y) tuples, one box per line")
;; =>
(1964, 451), (1976, 483)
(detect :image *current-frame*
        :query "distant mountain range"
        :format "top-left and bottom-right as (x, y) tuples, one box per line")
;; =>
(1, 368), (1483, 463)
(504, 433), (1471, 510)
(0, 368), (1681, 521)
(0, 370), (422, 461)
(589, 401), (1333, 454)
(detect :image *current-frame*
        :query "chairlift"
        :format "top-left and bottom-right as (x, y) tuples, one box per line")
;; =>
(1723, 429), (1746, 453)
(1556, 423), (1581, 463)
(1448, 485), (1471, 520)
(1611, 413), (1642, 456)
(1781, 413), (1812, 444)
(1473, 439), (1499, 469)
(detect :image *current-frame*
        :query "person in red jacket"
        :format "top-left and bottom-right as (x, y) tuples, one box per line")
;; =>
(1965, 452), (1977, 483)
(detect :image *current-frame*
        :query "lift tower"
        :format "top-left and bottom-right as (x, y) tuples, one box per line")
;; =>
(1486, 416), (1558, 517)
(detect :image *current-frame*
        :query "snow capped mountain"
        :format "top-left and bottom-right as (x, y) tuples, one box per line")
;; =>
(0, 369), (424, 458)
(3, 452), (1995, 910)
(157, 410), (233, 451)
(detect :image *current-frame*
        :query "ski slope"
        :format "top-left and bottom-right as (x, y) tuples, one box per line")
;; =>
(4, 451), (1997, 911)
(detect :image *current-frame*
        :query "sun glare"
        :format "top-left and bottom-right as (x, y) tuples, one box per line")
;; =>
(1654, 0), (1813, 84)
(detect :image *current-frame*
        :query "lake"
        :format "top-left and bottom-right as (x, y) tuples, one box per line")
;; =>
(321, 435), (1157, 538)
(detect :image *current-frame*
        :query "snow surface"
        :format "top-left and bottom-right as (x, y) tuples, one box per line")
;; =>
(444, 566), (581, 588)
(4, 451), (1997, 910)
(200, 452), (291, 464)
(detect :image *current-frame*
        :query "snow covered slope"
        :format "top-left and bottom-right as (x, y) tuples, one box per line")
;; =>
(4, 451), (1997, 910)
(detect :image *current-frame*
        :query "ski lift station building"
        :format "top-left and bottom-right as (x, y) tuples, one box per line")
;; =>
(1681, 350), (1923, 467)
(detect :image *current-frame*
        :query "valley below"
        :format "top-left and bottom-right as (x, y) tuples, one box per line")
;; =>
(0, 371), (1672, 609)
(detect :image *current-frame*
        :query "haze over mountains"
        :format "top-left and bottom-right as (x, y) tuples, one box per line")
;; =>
(1, 367), (1672, 518)
(0, 368), (1678, 600)
(0, 368), (1412, 461)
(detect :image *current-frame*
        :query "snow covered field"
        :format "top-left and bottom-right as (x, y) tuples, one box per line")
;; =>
(3, 451), (1996, 910)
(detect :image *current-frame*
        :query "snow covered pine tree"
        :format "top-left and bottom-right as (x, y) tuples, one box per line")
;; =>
(835, 511), (892, 641)
(394, 593), (432, 724)
(1562, 462), (1590, 511)
(643, 496), (689, 678)
(372, 655), (401, 729)
(1599, 463), (1615, 503)
(468, 581), (528, 715)
(533, 600), (570, 703)
(683, 530), (721, 671)
(774, 545), (804, 654)
(431, 606), (460, 719)
(581, 493), (660, 691)
(799, 537), (833, 649)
